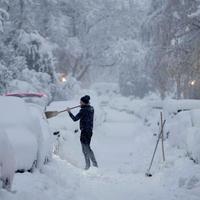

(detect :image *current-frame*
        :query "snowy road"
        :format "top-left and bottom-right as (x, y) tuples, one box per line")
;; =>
(1, 102), (200, 200)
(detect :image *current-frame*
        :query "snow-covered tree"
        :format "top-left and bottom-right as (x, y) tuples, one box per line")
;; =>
(0, 6), (9, 32)
(142, 0), (200, 99)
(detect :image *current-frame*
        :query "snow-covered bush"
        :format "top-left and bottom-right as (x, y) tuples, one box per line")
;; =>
(0, 130), (15, 191)
(0, 43), (28, 95)
(108, 95), (159, 124)
(2, 30), (60, 101)
(17, 30), (55, 75)
(6, 70), (52, 105)
(6, 69), (81, 104)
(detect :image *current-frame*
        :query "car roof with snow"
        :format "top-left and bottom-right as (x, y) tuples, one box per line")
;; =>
(5, 92), (46, 98)
(4, 92), (48, 106)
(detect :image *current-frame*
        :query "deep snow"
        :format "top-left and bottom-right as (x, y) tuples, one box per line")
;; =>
(1, 95), (200, 200)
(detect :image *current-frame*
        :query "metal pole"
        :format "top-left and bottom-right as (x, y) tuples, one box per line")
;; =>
(160, 112), (165, 162)
(146, 120), (166, 176)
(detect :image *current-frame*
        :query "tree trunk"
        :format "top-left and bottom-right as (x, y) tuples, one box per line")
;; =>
(176, 75), (181, 99)
(18, 0), (25, 29)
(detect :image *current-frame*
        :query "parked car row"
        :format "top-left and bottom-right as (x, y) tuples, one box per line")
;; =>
(0, 93), (54, 191)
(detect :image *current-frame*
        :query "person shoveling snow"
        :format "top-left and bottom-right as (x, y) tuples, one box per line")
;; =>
(66, 95), (98, 170)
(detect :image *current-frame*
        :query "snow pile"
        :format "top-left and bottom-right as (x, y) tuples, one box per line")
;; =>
(162, 99), (200, 114)
(163, 100), (200, 163)
(166, 111), (192, 149)
(108, 96), (160, 125)
(107, 96), (200, 166)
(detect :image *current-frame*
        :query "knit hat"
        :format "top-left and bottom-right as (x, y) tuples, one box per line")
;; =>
(80, 95), (90, 104)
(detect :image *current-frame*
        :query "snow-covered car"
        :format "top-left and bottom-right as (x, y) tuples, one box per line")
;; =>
(0, 96), (53, 173)
(27, 102), (53, 167)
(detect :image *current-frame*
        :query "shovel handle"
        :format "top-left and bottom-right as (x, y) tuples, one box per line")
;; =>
(58, 105), (81, 114)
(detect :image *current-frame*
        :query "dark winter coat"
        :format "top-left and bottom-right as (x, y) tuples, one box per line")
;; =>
(68, 105), (94, 131)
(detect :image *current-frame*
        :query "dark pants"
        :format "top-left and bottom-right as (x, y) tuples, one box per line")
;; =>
(80, 130), (98, 169)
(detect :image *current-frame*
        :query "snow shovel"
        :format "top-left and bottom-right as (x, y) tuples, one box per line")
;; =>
(145, 119), (166, 177)
(45, 105), (80, 119)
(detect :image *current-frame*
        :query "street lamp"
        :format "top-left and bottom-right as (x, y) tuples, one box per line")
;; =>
(188, 79), (199, 99)
(189, 80), (196, 86)
(61, 77), (67, 82)
(59, 73), (67, 83)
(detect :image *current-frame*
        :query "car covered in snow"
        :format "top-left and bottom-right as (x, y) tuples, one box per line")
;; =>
(0, 96), (53, 174)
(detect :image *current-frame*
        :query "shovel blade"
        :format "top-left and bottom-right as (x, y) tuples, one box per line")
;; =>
(45, 111), (59, 119)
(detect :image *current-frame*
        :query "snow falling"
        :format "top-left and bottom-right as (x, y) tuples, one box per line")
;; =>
(1, 0), (200, 200)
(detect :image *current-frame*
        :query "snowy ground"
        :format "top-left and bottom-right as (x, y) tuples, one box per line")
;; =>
(1, 95), (200, 200)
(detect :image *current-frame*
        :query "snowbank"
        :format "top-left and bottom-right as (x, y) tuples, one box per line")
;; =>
(187, 127), (200, 162)
(167, 111), (192, 149)
(4, 94), (199, 199)
(162, 100), (200, 163)
(108, 96), (200, 164)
